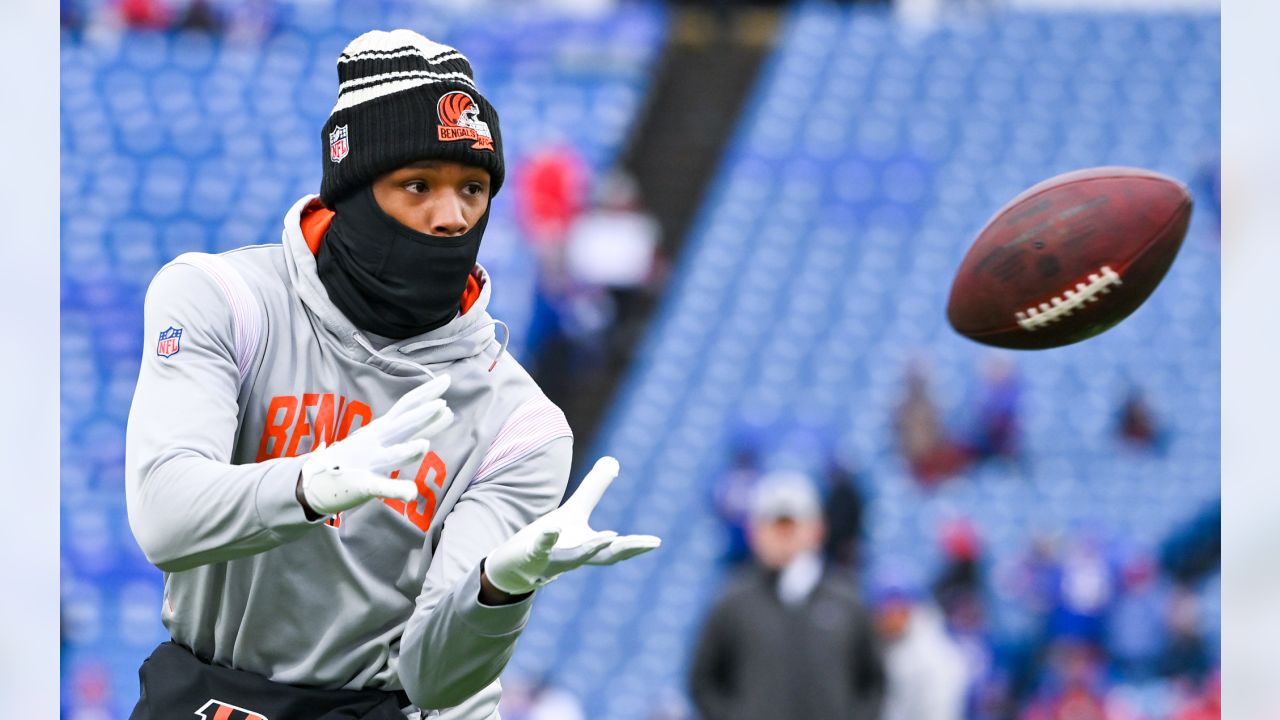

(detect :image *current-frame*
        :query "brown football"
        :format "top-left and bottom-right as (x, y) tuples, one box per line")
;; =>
(946, 166), (1193, 350)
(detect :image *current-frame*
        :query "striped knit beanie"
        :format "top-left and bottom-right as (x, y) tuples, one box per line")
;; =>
(319, 29), (504, 207)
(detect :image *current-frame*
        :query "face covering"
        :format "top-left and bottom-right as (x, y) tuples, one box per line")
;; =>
(316, 185), (488, 339)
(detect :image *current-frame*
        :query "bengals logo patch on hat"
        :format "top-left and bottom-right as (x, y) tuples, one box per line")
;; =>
(436, 91), (494, 151)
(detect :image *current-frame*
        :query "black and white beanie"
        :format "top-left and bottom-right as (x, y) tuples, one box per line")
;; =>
(319, 29), (504, 207)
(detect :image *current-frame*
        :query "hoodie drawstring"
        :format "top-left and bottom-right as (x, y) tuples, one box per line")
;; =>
(488, 319), (509, 373)
(351, 331), (439, 380)
(395, 319), (509, 373)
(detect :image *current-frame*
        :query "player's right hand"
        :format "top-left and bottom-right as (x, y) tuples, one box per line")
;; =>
(299, 374), (454, 516)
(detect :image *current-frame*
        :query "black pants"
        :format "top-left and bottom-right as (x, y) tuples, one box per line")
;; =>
(130, 642), (411, 720)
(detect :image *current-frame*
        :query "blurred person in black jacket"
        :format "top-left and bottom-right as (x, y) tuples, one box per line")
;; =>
(689, 471), (886, 720)
(1157, 585), (1214, 682)
(822, 450), (866, 572)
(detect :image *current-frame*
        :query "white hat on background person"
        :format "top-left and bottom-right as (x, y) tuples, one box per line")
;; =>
(750, 471), (822, 522)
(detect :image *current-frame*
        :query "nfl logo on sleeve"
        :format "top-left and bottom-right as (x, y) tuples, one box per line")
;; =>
(157, 327), (183, 358)
(329, 125), (349, 163)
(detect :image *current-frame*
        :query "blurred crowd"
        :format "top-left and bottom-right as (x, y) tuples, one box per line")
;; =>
(60, 0), (998, 41)
(893, 355), (1170, 489)
(61, 0), (674, 39)
(61, 0), (277, 41)
(687, 358), (1220, 720)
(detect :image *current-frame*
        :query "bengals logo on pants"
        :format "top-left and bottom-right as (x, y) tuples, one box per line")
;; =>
(436, 90), (495, 151)
(194, 699), (268, 720)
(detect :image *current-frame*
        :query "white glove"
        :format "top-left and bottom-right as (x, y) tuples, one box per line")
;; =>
(484, 456), (662, 595)
(300, 374), (454, 516)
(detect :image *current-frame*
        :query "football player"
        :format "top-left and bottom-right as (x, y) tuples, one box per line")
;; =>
(125, 29), (658, 720)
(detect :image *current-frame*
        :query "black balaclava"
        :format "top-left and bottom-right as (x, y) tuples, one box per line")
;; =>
(317, 185), (488, 339)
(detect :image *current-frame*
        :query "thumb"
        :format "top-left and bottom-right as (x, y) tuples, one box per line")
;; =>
(532, 526), (561, 555)
(561, 456), (621, 518)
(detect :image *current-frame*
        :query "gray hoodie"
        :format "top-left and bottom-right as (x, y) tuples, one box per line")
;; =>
(125, 194), (572, 718)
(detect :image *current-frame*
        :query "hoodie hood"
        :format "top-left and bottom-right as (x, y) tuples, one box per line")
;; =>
(281, 194), (500, 368)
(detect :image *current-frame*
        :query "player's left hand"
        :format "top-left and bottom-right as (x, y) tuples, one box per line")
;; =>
(484, 456), (661, 596)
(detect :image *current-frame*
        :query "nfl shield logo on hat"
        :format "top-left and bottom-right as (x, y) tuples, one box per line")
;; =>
(329, 125), (349, 163)
(157, 326), (183, 358)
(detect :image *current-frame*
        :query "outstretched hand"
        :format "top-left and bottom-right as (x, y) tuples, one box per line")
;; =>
(484, 456), (662, 596)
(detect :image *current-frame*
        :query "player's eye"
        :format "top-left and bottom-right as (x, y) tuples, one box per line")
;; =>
(404, 180), (427, 193)
(463, 182), (486, 197)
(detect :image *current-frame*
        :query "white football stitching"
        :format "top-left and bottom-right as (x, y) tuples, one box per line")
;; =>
(1015, 265), (1122, 331)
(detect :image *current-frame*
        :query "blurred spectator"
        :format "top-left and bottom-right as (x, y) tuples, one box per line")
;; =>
(565, 169), (663, 366)
(1172, 671), (1221, 720)
(525, 266), (612, 451)
(517, 144), (590, 261)
(876, 589), (968, 720)
(1116, 386), (1167, 452)
(964, 354), (1023, 467)
(62, 0), (87, 33)
(1004, 536), (1061, 703)
(894, 360), (968, 485)
(1046, 536), (1115, 646)
(1161, 501), (1221, 585)
(67, 661), (113, 720)
(178, 0), (222, 33)
(118, 0), (173, 30)
(711, 445), (762, 566)
(822, 450), (866, 572)
(933, 518), (983, 619)
(1020, 638), (1108, 720)
(1012, 536), (1062, 623)
(1107, 549), (1170, 680)
(521, 148), (609, 442)
(690, 471), (886, 720)
(1157, 586), (1212, 683)
(945, 591), (1003, 720)
(565, 170), (660, 292)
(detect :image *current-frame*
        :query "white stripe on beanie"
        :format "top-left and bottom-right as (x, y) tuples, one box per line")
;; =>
(337, 69), (476, 95)
(331, 30), (473, 114)
(339, 49), (465, 65)
(339, 29), (456, 62)
(331, 77), (435, 114)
